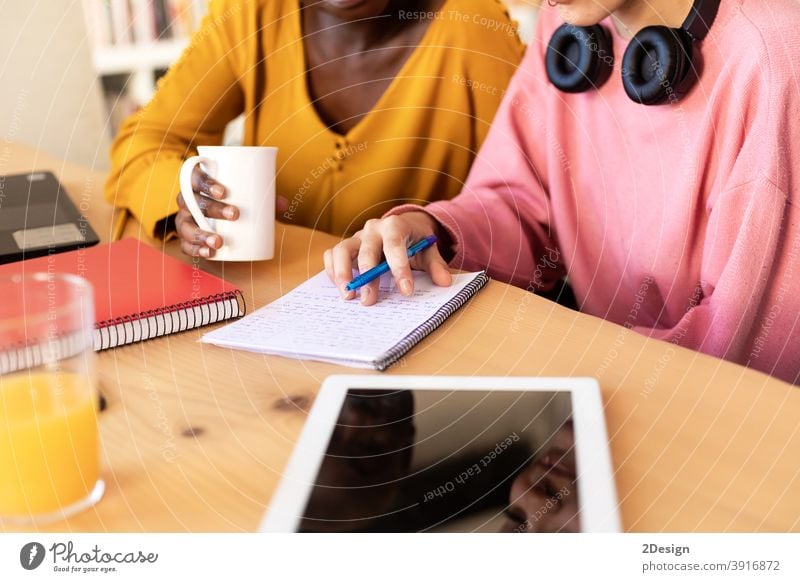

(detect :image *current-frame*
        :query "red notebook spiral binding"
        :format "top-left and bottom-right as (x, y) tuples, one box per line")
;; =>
(0, 238), (245, 373)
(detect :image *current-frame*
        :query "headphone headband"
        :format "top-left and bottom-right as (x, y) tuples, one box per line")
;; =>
(681, 0), (722, 41)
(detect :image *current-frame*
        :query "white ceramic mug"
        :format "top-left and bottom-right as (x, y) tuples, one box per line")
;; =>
(180, 146), (277, 261)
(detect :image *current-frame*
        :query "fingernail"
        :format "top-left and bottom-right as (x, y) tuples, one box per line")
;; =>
(360, 286), (371, 304)
(223, 207), (236, 220)
(210, 185), (225, 198)
(399, 279), (413, 296)
(200, 247), (210, 258)
(206, 234), (218, 247)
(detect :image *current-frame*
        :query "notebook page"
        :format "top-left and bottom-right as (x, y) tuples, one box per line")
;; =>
(201, 270), (484, 366)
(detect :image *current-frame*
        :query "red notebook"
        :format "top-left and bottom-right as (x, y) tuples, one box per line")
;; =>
(0, 238), (245, 351)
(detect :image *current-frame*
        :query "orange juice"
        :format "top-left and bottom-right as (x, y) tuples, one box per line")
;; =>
(0, 371), (99, 516)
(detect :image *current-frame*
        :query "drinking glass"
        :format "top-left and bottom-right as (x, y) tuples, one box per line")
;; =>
(0, 273), (104, 524)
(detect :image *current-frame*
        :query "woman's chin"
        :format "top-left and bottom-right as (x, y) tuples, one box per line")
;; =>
(557, 6), (610, 28)
(319, 0), (391, 19)
(326, 0), (366, 8)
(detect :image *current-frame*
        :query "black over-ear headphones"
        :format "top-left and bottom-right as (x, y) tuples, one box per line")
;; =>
(545, 0), (721, 105)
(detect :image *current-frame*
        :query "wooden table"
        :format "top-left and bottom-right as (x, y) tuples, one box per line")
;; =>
(3, 143), (799, 533)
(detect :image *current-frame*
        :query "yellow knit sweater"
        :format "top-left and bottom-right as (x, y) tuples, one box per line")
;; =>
(105, 0), (524, 237)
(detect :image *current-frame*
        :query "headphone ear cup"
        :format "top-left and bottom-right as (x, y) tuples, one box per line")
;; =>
(621, 26), (694, 105)
(546, 24), (614, 94)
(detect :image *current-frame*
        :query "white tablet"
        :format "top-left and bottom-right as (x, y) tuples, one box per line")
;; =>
(260, 376), (621, 533)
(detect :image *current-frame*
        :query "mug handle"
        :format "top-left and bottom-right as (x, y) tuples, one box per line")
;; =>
(179, 156), (218, 232)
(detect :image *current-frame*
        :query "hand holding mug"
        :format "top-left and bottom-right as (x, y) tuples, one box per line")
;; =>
(175, 166), (239, 258)
(178, 146), (277, 262)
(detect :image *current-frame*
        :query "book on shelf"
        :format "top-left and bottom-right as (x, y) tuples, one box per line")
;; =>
(110, 0), (133, 45)
(166, 0), (198, 39)
(82, 0), (204, 49)
(82, 0), (113, 48)
(130, 0), (156, 44)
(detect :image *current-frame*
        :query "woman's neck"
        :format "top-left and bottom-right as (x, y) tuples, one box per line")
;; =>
(611, 0), (696, 39)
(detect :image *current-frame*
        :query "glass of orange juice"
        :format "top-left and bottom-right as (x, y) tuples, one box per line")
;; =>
(0, 273), (103, 524)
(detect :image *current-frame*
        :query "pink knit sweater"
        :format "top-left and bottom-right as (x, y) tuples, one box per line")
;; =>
(393, 1), (800, 383)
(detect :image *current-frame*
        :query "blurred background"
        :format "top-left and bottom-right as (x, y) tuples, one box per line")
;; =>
(0, 0), (539, 170)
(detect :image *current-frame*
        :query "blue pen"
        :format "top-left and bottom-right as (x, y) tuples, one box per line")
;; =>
(345, 235), (438, 292)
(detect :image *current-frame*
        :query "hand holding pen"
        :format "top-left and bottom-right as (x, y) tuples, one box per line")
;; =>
(345, 234), (438, 291)
(323, 213), (453, 306)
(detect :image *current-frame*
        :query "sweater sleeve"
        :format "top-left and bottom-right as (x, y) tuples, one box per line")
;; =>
(104, 0), (247, 237)
(632, 179), (788, 366)
(631, 62), (800, 379)
(388, 13), (564, 291)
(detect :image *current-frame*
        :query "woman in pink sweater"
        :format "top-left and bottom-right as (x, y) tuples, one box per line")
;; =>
(325, 0), (800, 384)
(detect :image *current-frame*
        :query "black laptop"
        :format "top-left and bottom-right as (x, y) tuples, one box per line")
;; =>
(0, 171), (100, 264)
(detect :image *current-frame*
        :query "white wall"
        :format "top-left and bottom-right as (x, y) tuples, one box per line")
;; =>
(504, 0), (539, 43)
(0, 1), (110, 170)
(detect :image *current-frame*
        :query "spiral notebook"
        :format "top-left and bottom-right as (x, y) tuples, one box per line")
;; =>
(201, 270), (489, 370)
(0, 238), (245, 373)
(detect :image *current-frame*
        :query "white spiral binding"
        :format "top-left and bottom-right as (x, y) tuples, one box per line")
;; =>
(94, 293), (243, 350)
(374, 272), (489, 371)
(0, 291), (245, 375)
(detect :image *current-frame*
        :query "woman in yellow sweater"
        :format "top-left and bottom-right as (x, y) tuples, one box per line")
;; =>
(105, 0), (523, 257)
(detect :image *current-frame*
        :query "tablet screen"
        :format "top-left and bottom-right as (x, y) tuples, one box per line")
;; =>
(298, 389), (580, 533)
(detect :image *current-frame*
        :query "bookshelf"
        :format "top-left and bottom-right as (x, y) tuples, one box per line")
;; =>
(93, 39), (188, 77)
(93, 39), (188, 109)
(82, 0), (206, 132)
